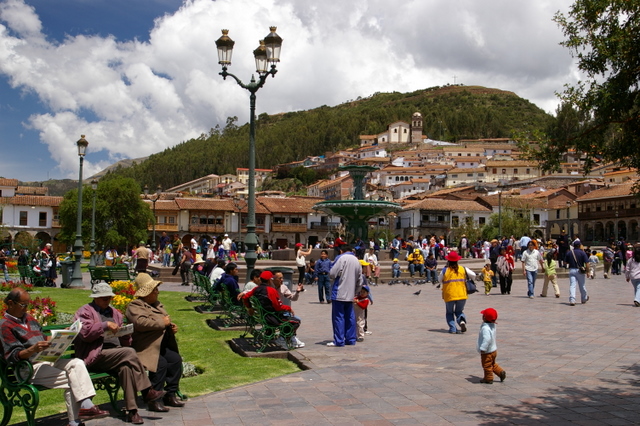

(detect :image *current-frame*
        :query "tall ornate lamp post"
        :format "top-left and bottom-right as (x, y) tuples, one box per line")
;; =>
(566, 201), (571, 238)
(144, 185), (162, 253)
(89, 179), (98, 267)
(215, 26), (282, 280)
(69, 135), (88, 288)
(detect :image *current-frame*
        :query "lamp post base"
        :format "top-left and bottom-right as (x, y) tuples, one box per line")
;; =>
(68, 239), (85, 288)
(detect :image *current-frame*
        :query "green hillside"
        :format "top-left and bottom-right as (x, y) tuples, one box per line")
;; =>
(106, 85), (553, 189)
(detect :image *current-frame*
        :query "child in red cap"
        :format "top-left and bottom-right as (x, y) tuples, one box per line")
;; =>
(477, 308), (506, 384)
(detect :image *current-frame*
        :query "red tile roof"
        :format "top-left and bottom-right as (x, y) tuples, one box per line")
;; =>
(0, 178), (19, 187)
(0, 195), (63, 207)
(576, 180), (637, 201)
(403, 198), (491, 212)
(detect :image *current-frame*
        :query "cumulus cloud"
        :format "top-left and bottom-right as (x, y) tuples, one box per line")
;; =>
(0, 0), (576, 178)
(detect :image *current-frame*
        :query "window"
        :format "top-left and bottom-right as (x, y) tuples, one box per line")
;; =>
(493, 168), (497, 174)
(169, 216), (175, 224)
(502, 169), (506, 174)
(478, 173), (484, 177)
(467, 173), (473, 177)
(478, 217), (486, 225)
(437, 215), (445, 222)
(191, 215), (198, 224)
(514, 169), (518, 174)
(533, 214), (540, 225)
(19, 211), (27, 226)
(452, 216), (459, 227)
(451, 174), (458, 178)
(39, 212), (47, 227)
(274, 217), (285, 224)
(291, 217), (303, 224)
(556, 210), (560, 219)
(526, 168), (530, 174)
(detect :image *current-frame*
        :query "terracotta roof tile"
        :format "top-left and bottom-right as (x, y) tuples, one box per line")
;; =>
(174, 198), (238, 211)
(0, 195), (63, 207)
(142, 199), (180, 211)
(257, 196), (323, 214)
(16, 186), (48, 195)
(576, 180), (637, 201)
(0, 178), (19, 187)
(404, 198), (491, 212)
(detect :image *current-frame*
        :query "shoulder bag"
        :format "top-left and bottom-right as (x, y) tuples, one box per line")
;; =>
(571, 250), (587, 274)
(464, 267), (478, 294)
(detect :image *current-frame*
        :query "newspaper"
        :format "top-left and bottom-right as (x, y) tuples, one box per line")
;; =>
(104, 323), (134, 338)
(33, 319), (82, 363)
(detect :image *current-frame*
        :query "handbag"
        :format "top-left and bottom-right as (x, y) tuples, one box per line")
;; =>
(465, 268), (478, 294)
(571, 250), (587, 274)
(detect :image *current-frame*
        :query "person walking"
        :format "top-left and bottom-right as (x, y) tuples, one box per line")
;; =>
(564, 241), (590, 306)
(496, 247), (514, 295)
(521, 240), (543, 299)
(477, 308), (506, 384)
(624, 244), (640, 307)
(438, 252), (475, 334)
(327, 245), (362, 347)
(540, 251), (560, 298)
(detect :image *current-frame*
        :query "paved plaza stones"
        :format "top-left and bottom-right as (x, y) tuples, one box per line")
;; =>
(31, 266), (640, 425)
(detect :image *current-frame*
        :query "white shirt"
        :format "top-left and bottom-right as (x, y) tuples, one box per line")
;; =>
(521, 249), (542, 272)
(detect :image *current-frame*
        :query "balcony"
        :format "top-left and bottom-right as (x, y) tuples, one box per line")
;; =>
(419, 221), (448, 228)
(153, 224), (179, 232)
(271, 223), (308, 233)
(309, 222), (340, 231)
(51, 219), (61, 228)
(579, 207), (640, 221)
(189, 224), (226, 234)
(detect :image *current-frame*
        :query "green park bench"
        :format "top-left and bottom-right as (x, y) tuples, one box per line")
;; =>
(248, 296), (297, 353)
(0, 323), (120, 426)
(17, 265), (46, 287)
(88, 266), (134, 287)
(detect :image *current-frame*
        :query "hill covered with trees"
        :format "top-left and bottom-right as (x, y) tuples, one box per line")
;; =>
(106, 85), (554, 190)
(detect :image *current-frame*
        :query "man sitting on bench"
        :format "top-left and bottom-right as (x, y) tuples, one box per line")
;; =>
(242, 270), (301, 349)
(0, 288), (110, 426)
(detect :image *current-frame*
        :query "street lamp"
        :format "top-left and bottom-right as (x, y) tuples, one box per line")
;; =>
(566, 201), (571, 238)
(498, 190), (502, 237)
(144, 185), (162, 253)
(89, 179), (98, 267)
(216, 26), (282, 281)
(69, 135), (88, 288)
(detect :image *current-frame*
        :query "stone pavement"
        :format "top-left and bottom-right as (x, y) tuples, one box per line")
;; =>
(38, 267), (640, 425)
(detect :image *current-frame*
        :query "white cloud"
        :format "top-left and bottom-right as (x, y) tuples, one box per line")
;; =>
(0, 0), (577, 178)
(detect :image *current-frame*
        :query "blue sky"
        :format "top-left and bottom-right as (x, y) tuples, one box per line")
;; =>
(0, 0), (576, 182)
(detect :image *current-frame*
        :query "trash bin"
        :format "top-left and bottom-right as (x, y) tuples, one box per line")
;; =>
(59, 261), (73, 288)
(265, 267), (295, 306)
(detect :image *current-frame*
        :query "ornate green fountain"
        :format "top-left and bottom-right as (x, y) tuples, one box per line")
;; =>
(313, 165), (402, 242)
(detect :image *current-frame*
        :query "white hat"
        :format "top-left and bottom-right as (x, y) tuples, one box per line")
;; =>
(224, 234), (228, 237)
(89, 283), (116, 298)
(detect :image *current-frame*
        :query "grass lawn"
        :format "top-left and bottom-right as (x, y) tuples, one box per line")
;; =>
(2, 287), (300, 423)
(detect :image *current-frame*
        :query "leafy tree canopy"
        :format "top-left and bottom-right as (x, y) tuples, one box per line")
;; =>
(58, 176), (153, 251)
(526, 1), (640, 173)
(482, 208), (532, 241)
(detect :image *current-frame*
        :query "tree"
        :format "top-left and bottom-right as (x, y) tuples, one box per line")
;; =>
(530, 1), (640, 174)
(58, 176), (154, 251)
(481, 208), (532, 240)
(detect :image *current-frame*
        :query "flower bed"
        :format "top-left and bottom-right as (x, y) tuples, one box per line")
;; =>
(110, 280), (136, 313)
(0, 294), (57, 326)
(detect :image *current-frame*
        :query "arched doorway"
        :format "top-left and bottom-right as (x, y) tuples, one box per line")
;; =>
(617, 220), (627, 241)
(594, 222), (604, 242)
(629, 220), (639, 242)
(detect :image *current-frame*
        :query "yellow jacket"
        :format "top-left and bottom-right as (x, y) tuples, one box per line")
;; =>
(441, 266), (468, 302)
(407, 253), (424, 264)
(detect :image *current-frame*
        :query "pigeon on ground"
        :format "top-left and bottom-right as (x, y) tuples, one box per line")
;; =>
(413, 290), (421, 295)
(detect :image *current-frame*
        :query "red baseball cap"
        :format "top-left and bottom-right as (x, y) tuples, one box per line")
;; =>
(480, 308), (498, 322)
(259, 271), (273, 281)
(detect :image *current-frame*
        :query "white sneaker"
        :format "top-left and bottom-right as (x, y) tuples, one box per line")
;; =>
(326, 342), (336, 347)
(292, 336), (305, 348)
(364, 331), (373, 335)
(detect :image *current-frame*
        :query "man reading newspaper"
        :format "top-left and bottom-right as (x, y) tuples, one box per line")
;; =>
(0, 288), (109, 426)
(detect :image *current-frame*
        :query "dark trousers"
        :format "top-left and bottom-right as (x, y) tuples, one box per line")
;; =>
(499, 272), (513, 294)
(317, 274), (331, 302)
(331, 300), (356, 346)
(149, 338), (182, 396)
(89, 347), (151, 411)
(180, 262), (192, 283)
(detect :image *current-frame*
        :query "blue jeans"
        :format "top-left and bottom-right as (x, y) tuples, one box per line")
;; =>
(392, 268), (401, 278)
(445, 300), (466, 333)
(317, 274), (331, 303)
(331, 300), (356, 346)
(426, 269), (437, 283)
(569, 268), (588, 304)
(2, 265), (9, 282)
(526, 270), (537, 297)
(632, 279), (640, 304)
(163, 253), (171, 267)
(409, 263), (424, 276)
